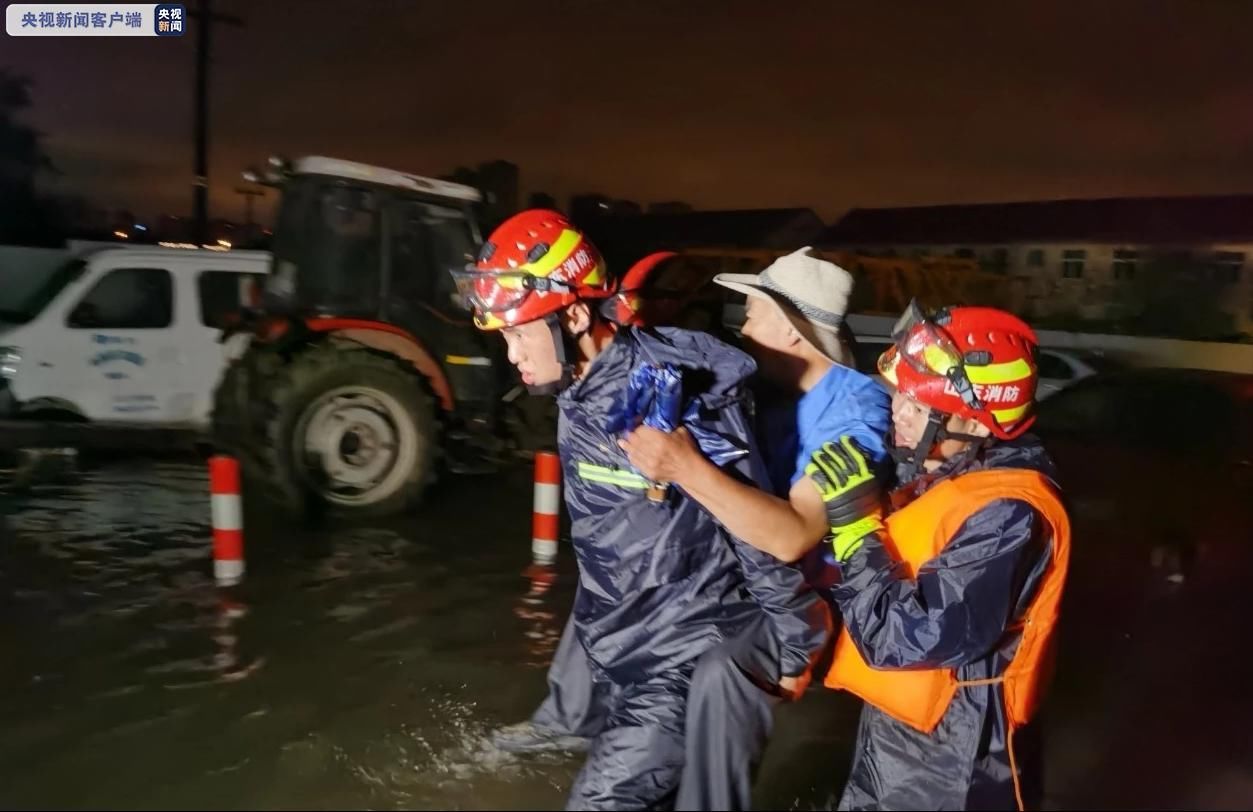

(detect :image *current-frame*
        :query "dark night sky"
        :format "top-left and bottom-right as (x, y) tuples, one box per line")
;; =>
(6, 0), (1253, 223)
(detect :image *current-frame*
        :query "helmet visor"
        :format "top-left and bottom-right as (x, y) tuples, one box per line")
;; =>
(449, 268), (570, 315)
(883, 299), (984, 411)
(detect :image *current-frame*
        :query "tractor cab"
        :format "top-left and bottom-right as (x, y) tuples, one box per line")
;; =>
(255, 156), (483, 322)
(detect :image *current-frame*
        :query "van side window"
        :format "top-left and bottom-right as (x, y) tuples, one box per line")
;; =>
(199, 271), (264, 328)
(67, 268), (173, 329)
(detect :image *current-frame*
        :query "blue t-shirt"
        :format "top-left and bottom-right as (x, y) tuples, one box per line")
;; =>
(759, 364), (891, 494)
(757, 364), (892, 592)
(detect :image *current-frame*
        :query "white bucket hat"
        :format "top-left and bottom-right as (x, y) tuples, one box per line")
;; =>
(714, 246), (853, 365)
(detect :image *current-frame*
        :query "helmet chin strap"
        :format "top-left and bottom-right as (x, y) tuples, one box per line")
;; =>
(890, 411), (944, 482)
(890, 410), (988, 482)
(525, 312), (585, 396)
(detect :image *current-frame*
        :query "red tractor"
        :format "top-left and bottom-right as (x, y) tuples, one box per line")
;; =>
(212, 156), (514, 517)
(211, 156), (770, 519)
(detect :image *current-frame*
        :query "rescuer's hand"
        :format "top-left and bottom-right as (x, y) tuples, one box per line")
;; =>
(619, 425), (702, 484)
(805, 436), (884, 562)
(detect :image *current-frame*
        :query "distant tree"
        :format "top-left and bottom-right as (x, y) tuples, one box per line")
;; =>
(1125, 251), (1236, 341)
(0, 68), (61, 245)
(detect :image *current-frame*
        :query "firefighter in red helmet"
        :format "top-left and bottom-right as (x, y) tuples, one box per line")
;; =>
(451, 209), (616, 392)
(804, 301), (1072, 811)
(453, 211), (828, 810)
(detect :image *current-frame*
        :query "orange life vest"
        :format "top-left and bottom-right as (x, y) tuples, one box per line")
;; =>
(824, 468), (1071, 735)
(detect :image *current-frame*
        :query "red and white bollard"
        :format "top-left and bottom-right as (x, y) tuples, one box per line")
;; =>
(532, 451), (561, 567)
(209, 455), (245, 586)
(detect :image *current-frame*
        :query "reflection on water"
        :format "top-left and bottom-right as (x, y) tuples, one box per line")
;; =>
(513, 564), (564, 669)
(0, 461), (578, 810)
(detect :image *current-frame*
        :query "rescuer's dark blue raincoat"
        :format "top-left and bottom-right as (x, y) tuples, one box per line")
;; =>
(544, 325), (829, 810)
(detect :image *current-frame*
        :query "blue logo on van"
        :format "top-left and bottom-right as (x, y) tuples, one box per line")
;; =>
(90, 350), (145, 367)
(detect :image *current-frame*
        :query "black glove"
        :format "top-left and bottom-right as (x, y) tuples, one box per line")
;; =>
(805, 436), (884, 562)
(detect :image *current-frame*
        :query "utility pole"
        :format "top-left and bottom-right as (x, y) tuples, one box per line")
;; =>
(190, 0), (243, 245)
(234, 185), (264, 243)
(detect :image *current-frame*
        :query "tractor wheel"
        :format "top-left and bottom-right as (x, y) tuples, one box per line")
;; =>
(211, 340), (282, 453)
(261, 340), (437, 518)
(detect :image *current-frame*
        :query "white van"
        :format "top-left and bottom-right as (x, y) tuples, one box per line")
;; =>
(0, 246), (268, 429)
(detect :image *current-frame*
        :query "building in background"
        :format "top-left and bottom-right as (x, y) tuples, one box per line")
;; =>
(443, 160), (520, 231)
(527, 191), (559, 210)
(820, 195), (1253, 340)
(647, 201), (694, 215)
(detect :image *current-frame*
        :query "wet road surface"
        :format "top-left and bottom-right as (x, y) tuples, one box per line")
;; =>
(0, 460), (586, 810)
(1, 457), (1250, 809)
(0, 459), (860, 810)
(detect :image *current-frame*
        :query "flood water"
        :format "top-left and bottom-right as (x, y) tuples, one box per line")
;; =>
(1, 458), (1249, 810)
(0, 461), (591, 810)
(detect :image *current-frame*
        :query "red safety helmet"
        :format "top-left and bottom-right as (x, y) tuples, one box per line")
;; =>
(601, 251), (678, 326)
(451, 210), (612, 331)
(878, 301), (1040, 440)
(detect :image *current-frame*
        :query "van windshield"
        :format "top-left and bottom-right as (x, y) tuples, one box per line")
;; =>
(0, 259), (87, 324)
